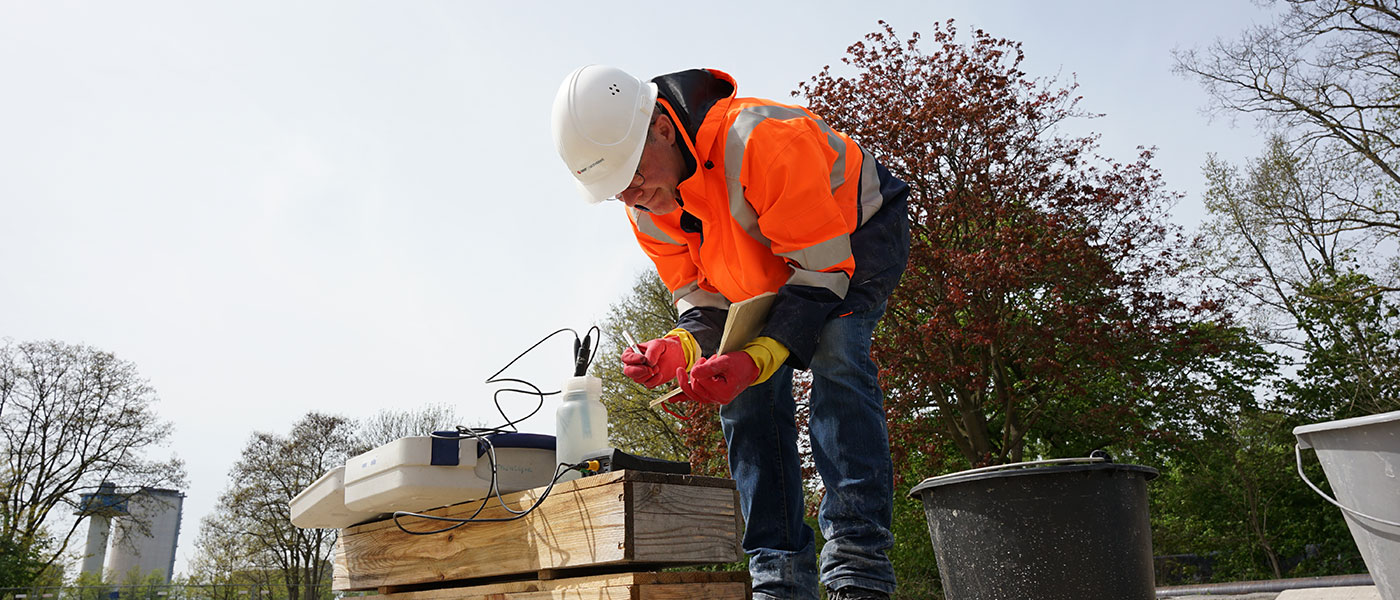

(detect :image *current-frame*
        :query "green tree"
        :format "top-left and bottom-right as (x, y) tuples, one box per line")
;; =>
(1287, 270), (1400, 417)
(68, 570), (108, 600)
(1176, 0), (1400, 249)
(0, 339), (185, 585)
(1196, 138), (1400, 418)
(1181, 0), (1400, 419)
(192, 413), (352, 600)
(0, 532), (49, 588)
(593, 270), (688, 462)
(1140, 321), (1361, 581)
(1165, 2), (1400, 577)
(186, 517), (252, 600)
(1150, 403), (1363, 580)
(889, 453), (947, 599)
(349, 403), (462, 456)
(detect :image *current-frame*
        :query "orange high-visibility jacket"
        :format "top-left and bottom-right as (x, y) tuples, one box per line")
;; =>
(629, 69), (909, 367)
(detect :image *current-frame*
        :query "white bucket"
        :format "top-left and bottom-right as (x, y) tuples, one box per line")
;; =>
(1294, 410), (1400, 600)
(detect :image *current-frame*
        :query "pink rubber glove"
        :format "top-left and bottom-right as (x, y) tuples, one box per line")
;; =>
(674, 351), (759, 405)
(621, 337), (687, 388)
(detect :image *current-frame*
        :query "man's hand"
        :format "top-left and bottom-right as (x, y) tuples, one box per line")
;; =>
(621, 337), (687, 388)
(674, 351), (759, 405)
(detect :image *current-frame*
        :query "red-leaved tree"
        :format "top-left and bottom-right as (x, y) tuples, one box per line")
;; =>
(799, 21), (1224, 470)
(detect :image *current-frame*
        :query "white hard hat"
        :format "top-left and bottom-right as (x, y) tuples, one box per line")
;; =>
(551, 65), (658, 203)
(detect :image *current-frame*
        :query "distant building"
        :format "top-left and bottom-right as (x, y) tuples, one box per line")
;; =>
(77, 485), (185, 583)
(77, 483), (128, 579)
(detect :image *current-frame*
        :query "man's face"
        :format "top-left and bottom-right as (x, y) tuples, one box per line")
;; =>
(616, 115), (682, 216)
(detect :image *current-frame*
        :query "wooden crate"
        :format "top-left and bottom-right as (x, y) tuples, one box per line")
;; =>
(334, 470), (743, 591)
(355, 571), (750, 600)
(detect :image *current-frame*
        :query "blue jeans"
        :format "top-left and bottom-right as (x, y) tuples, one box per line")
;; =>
(720, 302), (896, 599)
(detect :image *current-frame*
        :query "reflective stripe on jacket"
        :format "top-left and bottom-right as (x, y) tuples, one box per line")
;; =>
(629, 69), (909, 368)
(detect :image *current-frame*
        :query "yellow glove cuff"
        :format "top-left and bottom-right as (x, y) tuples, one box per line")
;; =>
(740, 336), (790, 385)
(664, 328), (701, 370)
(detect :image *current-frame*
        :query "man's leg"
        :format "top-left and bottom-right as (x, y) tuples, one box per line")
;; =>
(720, 366), (820, 600)
(808, 303), (896, 596)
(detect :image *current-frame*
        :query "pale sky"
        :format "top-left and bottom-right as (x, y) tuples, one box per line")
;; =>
(0, 1), (1273, 577)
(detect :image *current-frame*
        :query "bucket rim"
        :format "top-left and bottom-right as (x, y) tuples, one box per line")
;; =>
(908, 462), (1159, 498)
(1293, 409), (1400, 447)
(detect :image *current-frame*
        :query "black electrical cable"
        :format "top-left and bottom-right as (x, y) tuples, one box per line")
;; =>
(481, 326), (599, 432)
(387, 325), (604, 535)
(397, 430), (520, 532)
(389, 461), (589, 535)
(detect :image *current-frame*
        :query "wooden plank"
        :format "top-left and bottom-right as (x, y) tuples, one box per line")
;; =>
(640, 582), (750, 600)
(629, 480), (743, 564)
(334, 471), (739, 591)
(357, 571), (750, 600)
(342, 470), (629, 537)
(338, 477), (628, 589)
(331, 537), (351, 591)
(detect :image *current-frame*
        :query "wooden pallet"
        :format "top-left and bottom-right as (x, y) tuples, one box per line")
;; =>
(354, 571), (750, 600)
(333, 470), (744, 592)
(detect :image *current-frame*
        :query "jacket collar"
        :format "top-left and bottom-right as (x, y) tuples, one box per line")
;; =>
(651, 69), (737, 180)
(652, 69), (735, 141)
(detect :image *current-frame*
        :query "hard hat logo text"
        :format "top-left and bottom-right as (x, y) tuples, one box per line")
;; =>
(576, 158), (604, 175)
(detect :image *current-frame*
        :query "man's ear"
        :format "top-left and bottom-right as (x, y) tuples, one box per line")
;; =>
(655, 111), (677, 146)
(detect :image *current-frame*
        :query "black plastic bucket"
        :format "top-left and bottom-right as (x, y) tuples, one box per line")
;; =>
(908, 458), (1159, 600)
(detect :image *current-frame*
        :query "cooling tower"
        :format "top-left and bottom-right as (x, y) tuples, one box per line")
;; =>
(76, 482), (128, 579)
(105, 488), (185, 582)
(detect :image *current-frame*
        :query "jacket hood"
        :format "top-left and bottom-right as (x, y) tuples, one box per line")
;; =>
(651, 70), (736, 173)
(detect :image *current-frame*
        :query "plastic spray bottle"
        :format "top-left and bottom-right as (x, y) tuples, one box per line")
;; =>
(555, 375), (607, 482)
